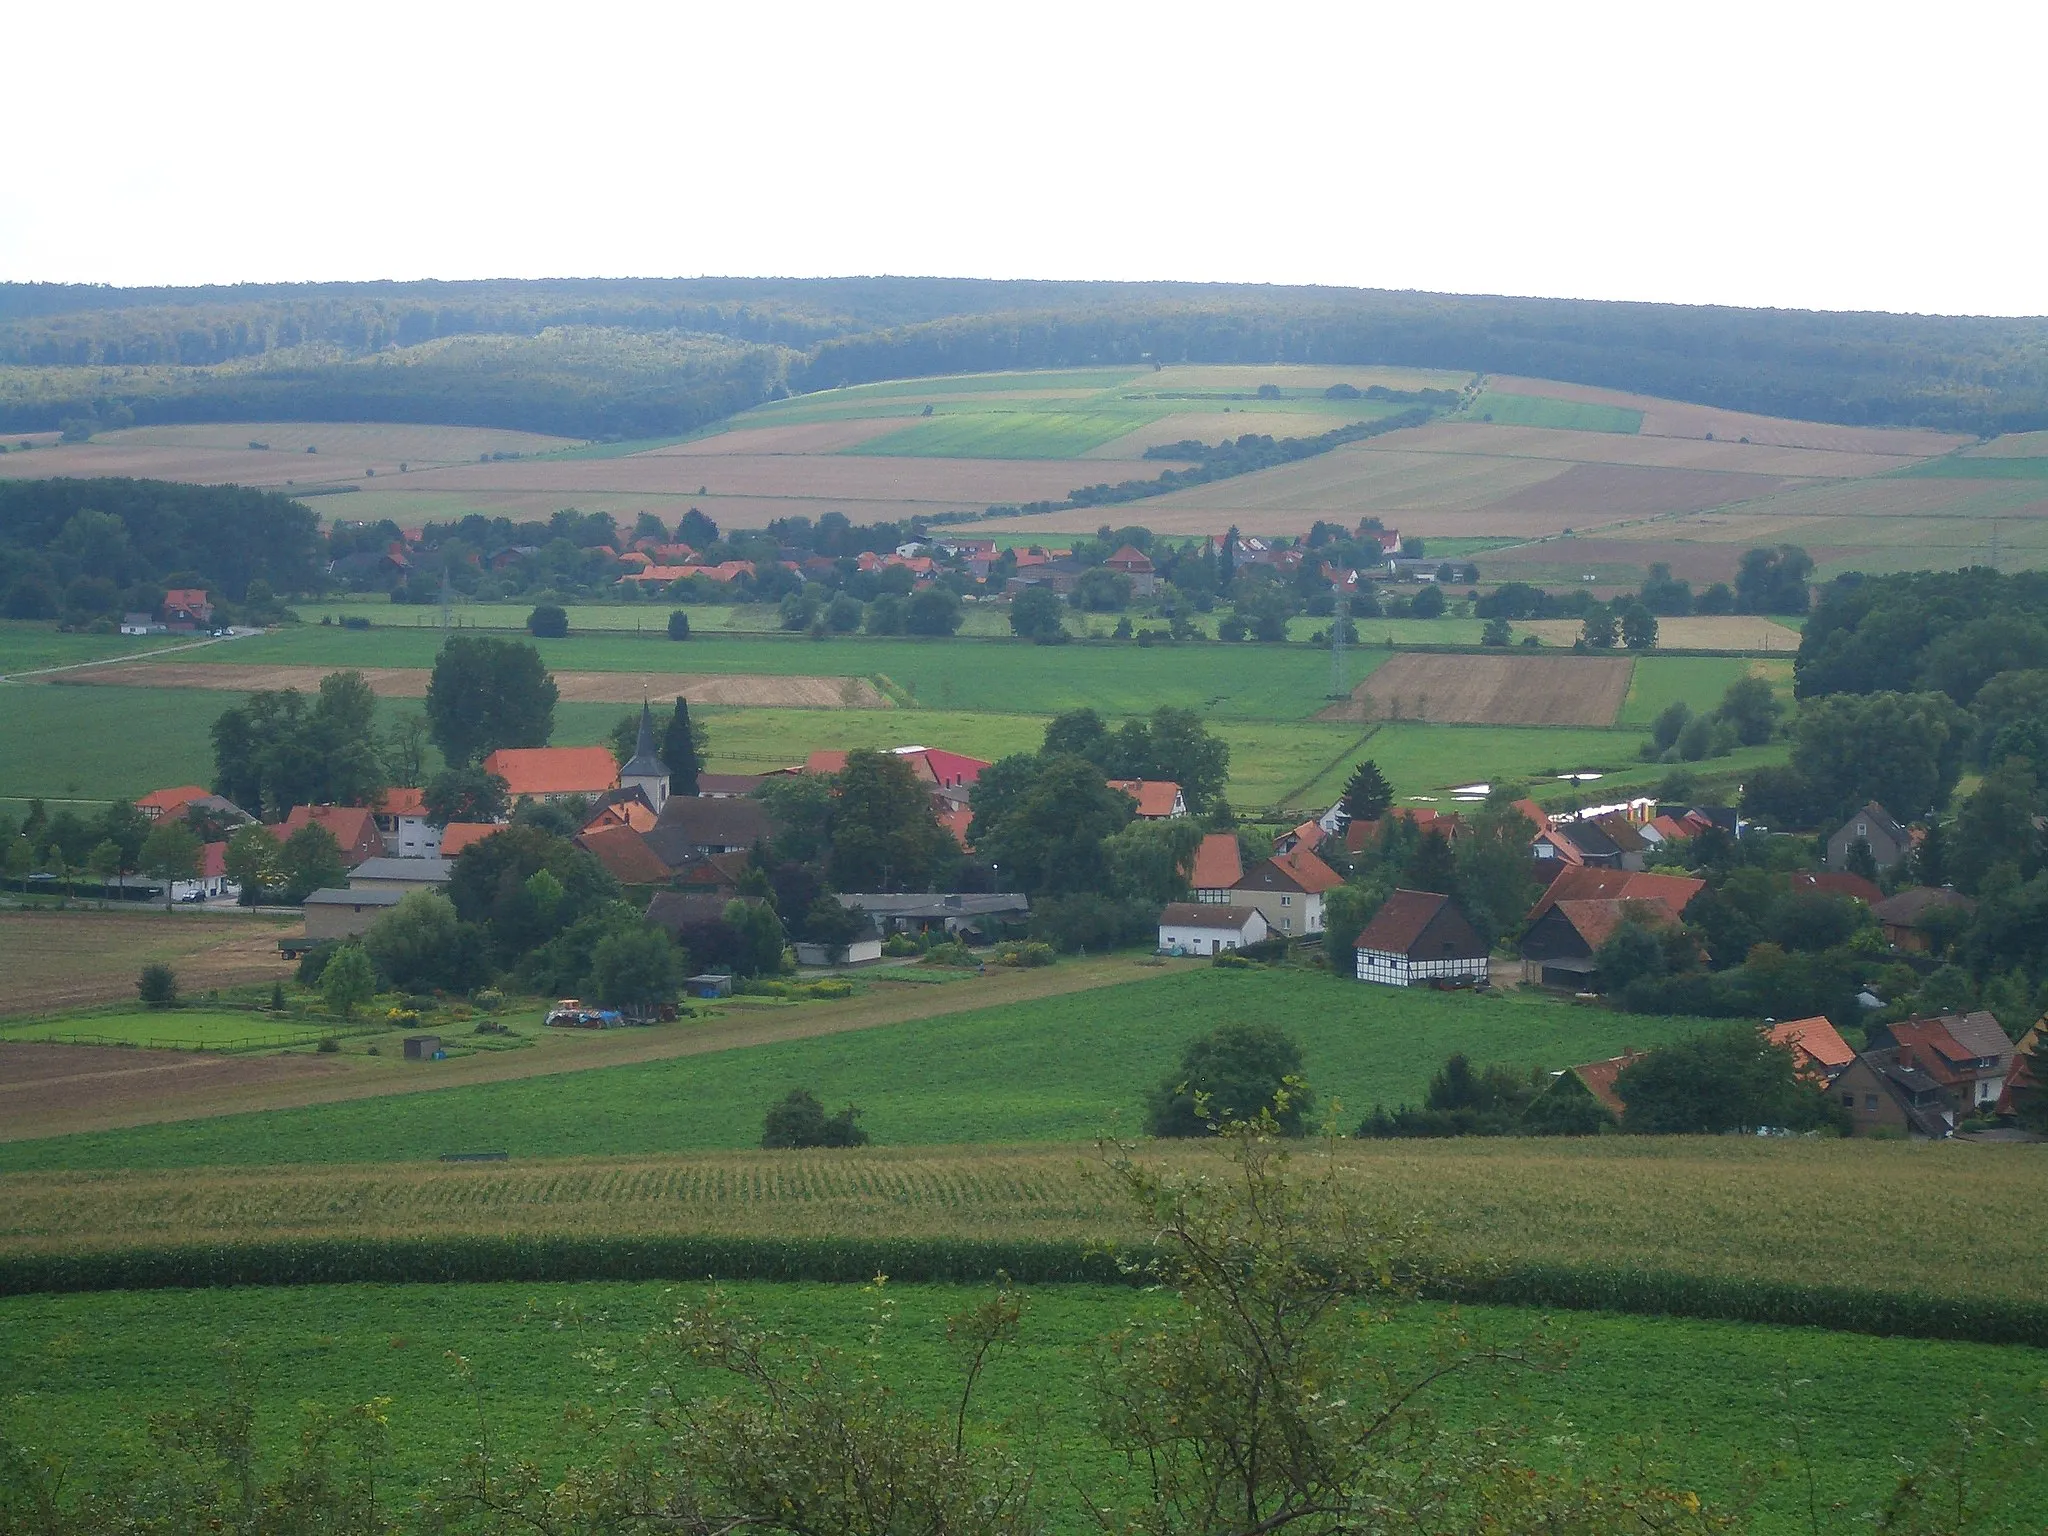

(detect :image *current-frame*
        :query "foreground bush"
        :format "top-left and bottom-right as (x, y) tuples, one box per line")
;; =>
(135, 963), (177, 1008)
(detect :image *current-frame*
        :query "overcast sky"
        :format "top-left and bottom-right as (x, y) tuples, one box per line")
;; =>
(7, 0), (2042, 316)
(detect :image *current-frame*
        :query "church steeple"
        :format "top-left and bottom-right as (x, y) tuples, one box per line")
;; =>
(619, 695), (671, 813)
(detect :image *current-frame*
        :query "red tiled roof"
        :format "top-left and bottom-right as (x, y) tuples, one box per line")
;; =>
(907, 748), (989, 788)
(1768, 1015), (1856, 1075)
(1189, 832), (1244, 890)
(1552, 896), (1680, 951)
(482, 747), (620, 798)
(575, 824), (673, 885)
(1568, 1051), (1650, 1117)
(1105, 545), (1154, 572)
(135, 785), (210, 815)
(279, 804), (383, 867)
(1265, 845), (1344, 895)
(1354, 889), (1454, 954)
(200, 841), (227, 879)
(1109, 779), (1184, 818)
(805, 750), (848, 775)
(938, 803), (974, 849)
(1345, 807), (1459, 854)
(1786, 871), (1884, 904)
(1511, 798), (1551, 833)
(1527, 866), (1704, 924)
(438, 822), (503, 855)
(374, 787), (427, 817)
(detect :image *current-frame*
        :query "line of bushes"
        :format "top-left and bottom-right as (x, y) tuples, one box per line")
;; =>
(4, 1236), (2045, 1348)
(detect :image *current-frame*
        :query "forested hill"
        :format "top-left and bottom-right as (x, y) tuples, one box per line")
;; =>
(5, 277), (2047, 440)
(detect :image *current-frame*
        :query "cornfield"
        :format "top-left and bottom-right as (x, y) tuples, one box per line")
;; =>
(4, 1138), (2045, 1341)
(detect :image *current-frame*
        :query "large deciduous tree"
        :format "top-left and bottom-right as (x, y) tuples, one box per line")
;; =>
(825, 750), (956, 892)
(1145, 1021), (1313, 1138)
(424, 635), (558, 767)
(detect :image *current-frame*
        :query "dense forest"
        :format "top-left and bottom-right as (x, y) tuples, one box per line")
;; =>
(3, 278), (2046, 440)
(0, 478), (321, 619)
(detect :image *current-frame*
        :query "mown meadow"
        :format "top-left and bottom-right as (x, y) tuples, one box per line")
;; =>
(0, 970), (1712, 1171)
(1, 1279), (2042, 1533)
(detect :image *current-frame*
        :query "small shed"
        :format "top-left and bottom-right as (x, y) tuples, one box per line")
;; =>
(686, 973), (734, 999)
(1157, 902), (1269, 957)
(301, 887), (404, 941)
(402, 1034), (442, 1060)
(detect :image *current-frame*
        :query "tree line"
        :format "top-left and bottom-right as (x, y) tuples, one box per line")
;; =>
(8, 275), (2048, 438)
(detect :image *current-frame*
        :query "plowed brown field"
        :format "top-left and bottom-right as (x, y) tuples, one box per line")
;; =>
(0, 911), (299, 1018)
(53, 666), (888, 708)
(1320, 653), (1632, 726)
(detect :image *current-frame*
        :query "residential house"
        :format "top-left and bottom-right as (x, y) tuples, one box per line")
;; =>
(1533, 818), (1628, 869)
(371, 787), (440, 858)
(1343, 806), (1459, 856)
(1102, 545), (1159, 596)
(1525, 866), (1706, 925)
(1232, 846), (1343, 937)
(1189, 832), (1244, 903)
(1587, 813), (1650, 871)
(1518, 865), (1705, 988)
(1352, 889), (1490, 988)
(1831, 1050), (1955, 1138)
(135, 786), (213, 822)
(1158, 902), (1270, 957)
(1548, 1050), (1650, 1121)
(1767, 1015), (1857, 1084)
(301, 887), (403, 940)
(1109, 779), (1187, 819)
(1272, 819), (1325, 856)
(278, 804), (385, 868)
(1871, 886), (1977, 951)
(482, 746), (621, 803)
(575, 823), (675, 887)
(119, 612), (166, 635)
(346, 856), (452, 894)
(833, 892), (1030, 940)
(1826, 801), (1911, 873)
(1875, 1012), (2015, 1116)
(1785, 871), (1884, 905)
(1994, 1021), (2042, 1122)
(644, 794), (772, 867)
(438, 822), (504, 856)
(162, 588), (214, 629)
(167, 842), (236, 902)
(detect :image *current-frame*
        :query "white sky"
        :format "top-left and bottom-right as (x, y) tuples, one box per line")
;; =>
(6, 0), (2044, 317)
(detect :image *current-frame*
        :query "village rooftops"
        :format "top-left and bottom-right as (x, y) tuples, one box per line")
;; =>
(1526, 866), (1705, 924)
(1188, 832), (1244, 891)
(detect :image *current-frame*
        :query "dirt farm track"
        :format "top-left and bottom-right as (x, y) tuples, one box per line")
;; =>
(47, 665), (890, 709)
(1325, 653), (1634, 726)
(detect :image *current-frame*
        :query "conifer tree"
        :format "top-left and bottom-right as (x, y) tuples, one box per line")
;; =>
(1341, 759), (1393, 824)
(664, 696), (704, 798)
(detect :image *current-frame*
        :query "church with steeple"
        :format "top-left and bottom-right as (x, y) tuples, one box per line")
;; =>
(618, 698), (672, 814)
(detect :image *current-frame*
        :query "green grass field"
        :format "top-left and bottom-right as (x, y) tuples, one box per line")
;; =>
(1461, 392), (1645, 434)
(1616, 657), (1792, 727)
(0, 969), (1712, 1172)
(0, 622), (178, 677)
(0, 1008), (333, 1049)
(1, 1280), (2039, 1533)
(0, 683), (447, 804)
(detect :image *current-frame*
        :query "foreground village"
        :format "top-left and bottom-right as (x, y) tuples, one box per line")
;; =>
(50, 631), (2039, 1143)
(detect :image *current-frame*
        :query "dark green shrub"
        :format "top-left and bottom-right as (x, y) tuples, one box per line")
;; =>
(136, 963), (178, 1008)
(761, 1088), (869, 1149)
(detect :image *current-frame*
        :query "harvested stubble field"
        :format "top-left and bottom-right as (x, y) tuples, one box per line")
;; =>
(0, 910), (297, 1018)
(1390, 420), (1922, 479)
(1514, 615), (1804, 651)
(0, 422), (577, 491)
(1323, 652), (1633, 726)
(1481, 375), (1972, 457)
(51, 664), (889, 709)
(8, 1138), (2042, 1308)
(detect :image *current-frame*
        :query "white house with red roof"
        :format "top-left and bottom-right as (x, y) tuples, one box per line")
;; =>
(1109, 779), (1186, 819)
